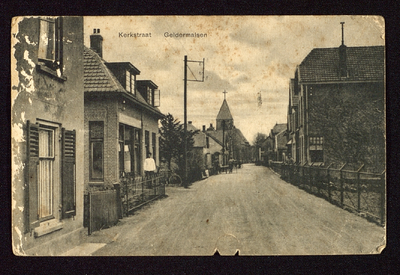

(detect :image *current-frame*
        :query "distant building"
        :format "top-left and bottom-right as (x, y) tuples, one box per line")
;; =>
(270, 123), (287, 162)
(185, 122), (218, 179)
(287, 40), (384, 169)
(12, 16), (85, 255)
(205, 97), (251, 166)
(84, 29), (164, 192)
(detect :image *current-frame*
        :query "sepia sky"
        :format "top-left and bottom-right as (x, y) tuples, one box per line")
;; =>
(83, 16), (384, 143)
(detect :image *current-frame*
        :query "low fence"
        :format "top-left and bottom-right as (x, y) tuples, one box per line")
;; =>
(270, 161), (385, 226)
(84, 174), (167, 235)
(86, 190), (119, 235)
(117, 173), (167, 217)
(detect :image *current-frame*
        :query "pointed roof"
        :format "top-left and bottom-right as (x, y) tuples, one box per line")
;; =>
(271, 123), (287, 135)
(216, 99), (233, 121)
(84, 47), (126, 93)
(186, 123), (207, 148)
(83, 46), (164, 118)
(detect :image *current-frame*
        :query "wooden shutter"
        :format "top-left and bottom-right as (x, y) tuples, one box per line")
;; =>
(61, 128), (76, 218)
(25, 120), (40, 233)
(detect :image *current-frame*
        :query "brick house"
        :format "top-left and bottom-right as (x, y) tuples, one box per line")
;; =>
(84, 29), (164, 192)
(186, 122), (224, 177)
(12, 16), (85, 255)
(287, 42), (384, 169)
(269, 123), (287, 162)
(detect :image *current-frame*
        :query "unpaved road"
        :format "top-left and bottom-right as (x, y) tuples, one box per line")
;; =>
(88, 164), (385, 256)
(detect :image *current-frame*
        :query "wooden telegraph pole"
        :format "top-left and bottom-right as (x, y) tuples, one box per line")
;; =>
(183, 56), (205, 187)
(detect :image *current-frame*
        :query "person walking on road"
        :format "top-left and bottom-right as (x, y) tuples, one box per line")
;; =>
(228, 158), (234, 173)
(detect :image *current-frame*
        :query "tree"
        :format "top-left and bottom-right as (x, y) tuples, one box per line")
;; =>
(309, 84), (385, 170)
(253, 132), (267, 147)
(159, 113), (198, 178)
(159, 113), (180, 171)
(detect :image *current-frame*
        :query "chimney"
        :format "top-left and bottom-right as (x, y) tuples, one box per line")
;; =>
(90, 28), (103, 58)
(202, 125), (206, 132)
(339, 22), (347, 77)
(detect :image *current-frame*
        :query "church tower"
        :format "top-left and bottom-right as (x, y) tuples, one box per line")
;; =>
(216, 97), (234, 130)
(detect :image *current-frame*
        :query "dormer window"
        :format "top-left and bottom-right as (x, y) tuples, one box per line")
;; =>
(105, 62), (140, 95)
(125, 70), (135, 95)
(137, 80), (160, 107)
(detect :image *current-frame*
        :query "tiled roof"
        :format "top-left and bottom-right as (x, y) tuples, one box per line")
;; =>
(84, 46), (164, 117)
(216, 99), (233, 121)
(298, 46), (384, 83)
(206, 128), (249, 147)
(187, 123), (206, 147)
(271, 123), (287, 135)
(84, 47), (125, 93)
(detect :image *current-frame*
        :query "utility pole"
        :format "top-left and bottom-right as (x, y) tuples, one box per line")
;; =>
(184, 56), (188, 187)
(183, 55), (205, 188)
(340, 22), (345, 45)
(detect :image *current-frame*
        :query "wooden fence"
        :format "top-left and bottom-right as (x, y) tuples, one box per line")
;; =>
(86, 190), (119, 235)
(270, 162), (385, 226)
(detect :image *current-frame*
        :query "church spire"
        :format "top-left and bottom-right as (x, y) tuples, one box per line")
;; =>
(216, 94), (234, 130)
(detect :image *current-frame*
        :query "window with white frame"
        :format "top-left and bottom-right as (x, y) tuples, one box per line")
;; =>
(147, 87), (153, 106)
(89, 121), (104, 181)
(125, 71), (136, 95)
(38, 127), (55, 219)
(25, 120), (76, 234)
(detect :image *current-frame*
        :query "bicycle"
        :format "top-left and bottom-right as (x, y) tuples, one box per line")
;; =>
(158, 167), (183, 186)
(168, 172), (182, 186)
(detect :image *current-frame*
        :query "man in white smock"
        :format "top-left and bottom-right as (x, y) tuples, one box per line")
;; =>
(144, 153), (156, 187)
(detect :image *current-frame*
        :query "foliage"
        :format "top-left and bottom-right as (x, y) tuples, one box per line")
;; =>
(159, 113), (198, 179)
(253, 132), (267, 147)
(309, 84), (385, 170)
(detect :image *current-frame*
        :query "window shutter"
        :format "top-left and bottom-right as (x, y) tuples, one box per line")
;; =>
(26, 120), (40, 233)
(61, 128), (76, 218)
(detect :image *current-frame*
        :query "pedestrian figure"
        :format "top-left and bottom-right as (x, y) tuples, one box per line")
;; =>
(213, 159), (220, 175)
(228, 158), (234, 173)
(144, 152), (156, 188)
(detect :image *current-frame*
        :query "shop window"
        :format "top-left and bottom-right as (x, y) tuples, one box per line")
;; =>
(119, 124), (141, 176)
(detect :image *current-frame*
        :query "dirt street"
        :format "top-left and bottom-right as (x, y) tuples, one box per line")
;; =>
(87, 164), (385, 256)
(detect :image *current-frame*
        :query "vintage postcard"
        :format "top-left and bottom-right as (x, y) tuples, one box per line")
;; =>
(11, 16), (385, 256)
